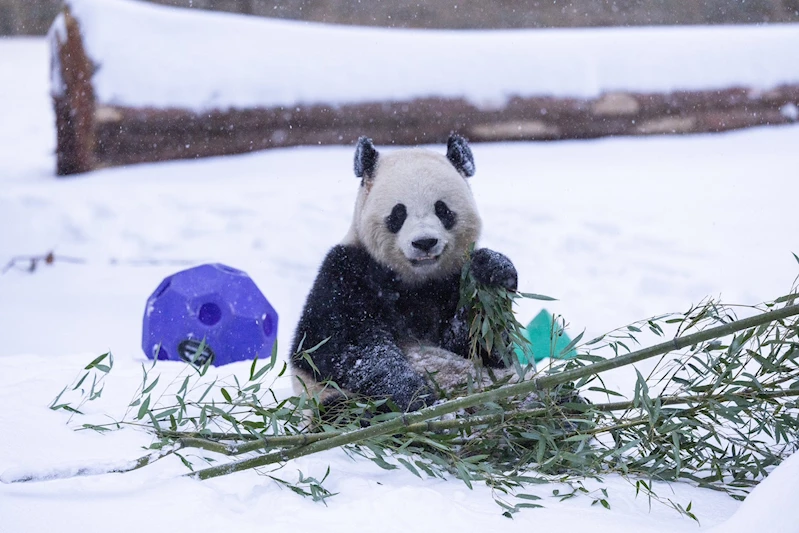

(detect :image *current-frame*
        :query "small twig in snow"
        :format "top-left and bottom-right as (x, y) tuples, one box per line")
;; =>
(0, 444), (182, 484)
(1, 251), (85, 274)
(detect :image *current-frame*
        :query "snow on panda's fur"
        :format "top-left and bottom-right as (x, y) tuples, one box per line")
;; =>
(290, 134), (518, 412)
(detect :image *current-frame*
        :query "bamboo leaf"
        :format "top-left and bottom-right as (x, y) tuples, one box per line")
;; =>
(587, 386), (625, 397)
(517, 292), (557, 301)
(397, 458), (421, 478)
(455, 463), (474, 490)
(221, 388), (232, 403)
(559, 330), (584, 357)
(142, 376), (160, 395)
(84, 352), (110, 371)
(137, 395), (151, 420)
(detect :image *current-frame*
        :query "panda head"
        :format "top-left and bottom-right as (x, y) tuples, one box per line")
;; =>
(345, 134), (482, 285)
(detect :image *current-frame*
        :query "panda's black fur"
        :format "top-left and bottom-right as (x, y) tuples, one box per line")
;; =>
(290, 135), (518, 412)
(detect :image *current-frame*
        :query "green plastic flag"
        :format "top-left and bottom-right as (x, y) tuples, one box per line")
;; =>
(514, 309), (577, 364)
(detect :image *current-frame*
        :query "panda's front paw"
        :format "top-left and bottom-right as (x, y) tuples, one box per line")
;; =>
(392, 377), (437, 412)
(470, 248), (518, 291)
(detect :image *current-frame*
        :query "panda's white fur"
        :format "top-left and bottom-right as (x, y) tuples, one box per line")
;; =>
(290, 136), (519, 413)
(343, 148), (482, 285)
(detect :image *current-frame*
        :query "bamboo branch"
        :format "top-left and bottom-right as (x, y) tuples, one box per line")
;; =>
(14, 385), (795, 484)
(186, 304), (799, 480)
(15, 304), (794, 484)
(170, 387), (799, 456)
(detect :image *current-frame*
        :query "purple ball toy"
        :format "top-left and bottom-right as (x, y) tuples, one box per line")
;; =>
(142, 264), (278, 366)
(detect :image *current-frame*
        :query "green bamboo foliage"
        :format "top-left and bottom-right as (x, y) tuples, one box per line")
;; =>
(15, 261), (799, 520)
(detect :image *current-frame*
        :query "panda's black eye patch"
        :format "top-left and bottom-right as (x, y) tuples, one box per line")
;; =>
(385, 203), (407, 233)
(435, 200), (457, 230)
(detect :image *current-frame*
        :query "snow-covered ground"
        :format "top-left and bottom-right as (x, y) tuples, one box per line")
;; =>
(58, 0), (799, 110)
(2, 36), (799, 533)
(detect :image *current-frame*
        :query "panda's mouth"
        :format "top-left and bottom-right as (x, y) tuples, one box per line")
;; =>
(408, 244), (447, 267)
(409, 254), (441, 267)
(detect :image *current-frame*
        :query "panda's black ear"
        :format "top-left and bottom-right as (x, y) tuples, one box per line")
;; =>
(354, 136), (379, 179)
(446, 134), (475, 178)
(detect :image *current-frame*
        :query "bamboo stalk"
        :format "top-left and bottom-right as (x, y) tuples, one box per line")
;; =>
(182, 388), (799, 456)
(186, 303), (799, 480)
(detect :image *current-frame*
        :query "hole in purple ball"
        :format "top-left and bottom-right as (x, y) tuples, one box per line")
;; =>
(154, 279), (171, 299)
(154, 345), (169, 360)
(262, 314), (274, 337)
(216, 264), (244, 276)
(199, 302), (222, 326)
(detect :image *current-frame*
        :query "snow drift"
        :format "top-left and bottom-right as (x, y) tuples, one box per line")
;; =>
(50, 0), (799, 174)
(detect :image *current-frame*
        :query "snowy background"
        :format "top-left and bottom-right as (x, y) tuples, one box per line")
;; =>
(59, 0), (799, 110)
(2, 7), (799, 532)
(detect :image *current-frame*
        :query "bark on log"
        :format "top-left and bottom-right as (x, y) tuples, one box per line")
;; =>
(50, 6), (799, 175)
(89, 87), (799, 170)
(51, 9), (96, 176)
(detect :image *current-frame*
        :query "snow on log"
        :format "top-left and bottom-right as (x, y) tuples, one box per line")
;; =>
(50, 0), (799, 175)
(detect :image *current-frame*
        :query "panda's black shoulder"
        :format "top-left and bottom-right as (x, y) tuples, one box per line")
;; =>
(315, 244), (393, 287)
(322, 244), (370, 269)
(291, 244), (398, 354)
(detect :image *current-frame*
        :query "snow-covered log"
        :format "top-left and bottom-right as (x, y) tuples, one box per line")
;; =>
(50, 0), (799, 176)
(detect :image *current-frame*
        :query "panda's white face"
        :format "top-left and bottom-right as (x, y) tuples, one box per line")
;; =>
(348, 148), (482, 284)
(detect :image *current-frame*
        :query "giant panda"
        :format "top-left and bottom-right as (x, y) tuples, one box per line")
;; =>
(290, 134), (519, 413)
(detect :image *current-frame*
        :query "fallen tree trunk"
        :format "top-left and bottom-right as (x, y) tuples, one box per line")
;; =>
(50, 0), (799, 176)
(87, 87), (799, 169)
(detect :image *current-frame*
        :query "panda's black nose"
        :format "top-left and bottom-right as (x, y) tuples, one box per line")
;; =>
(412, 238), (439, 252)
